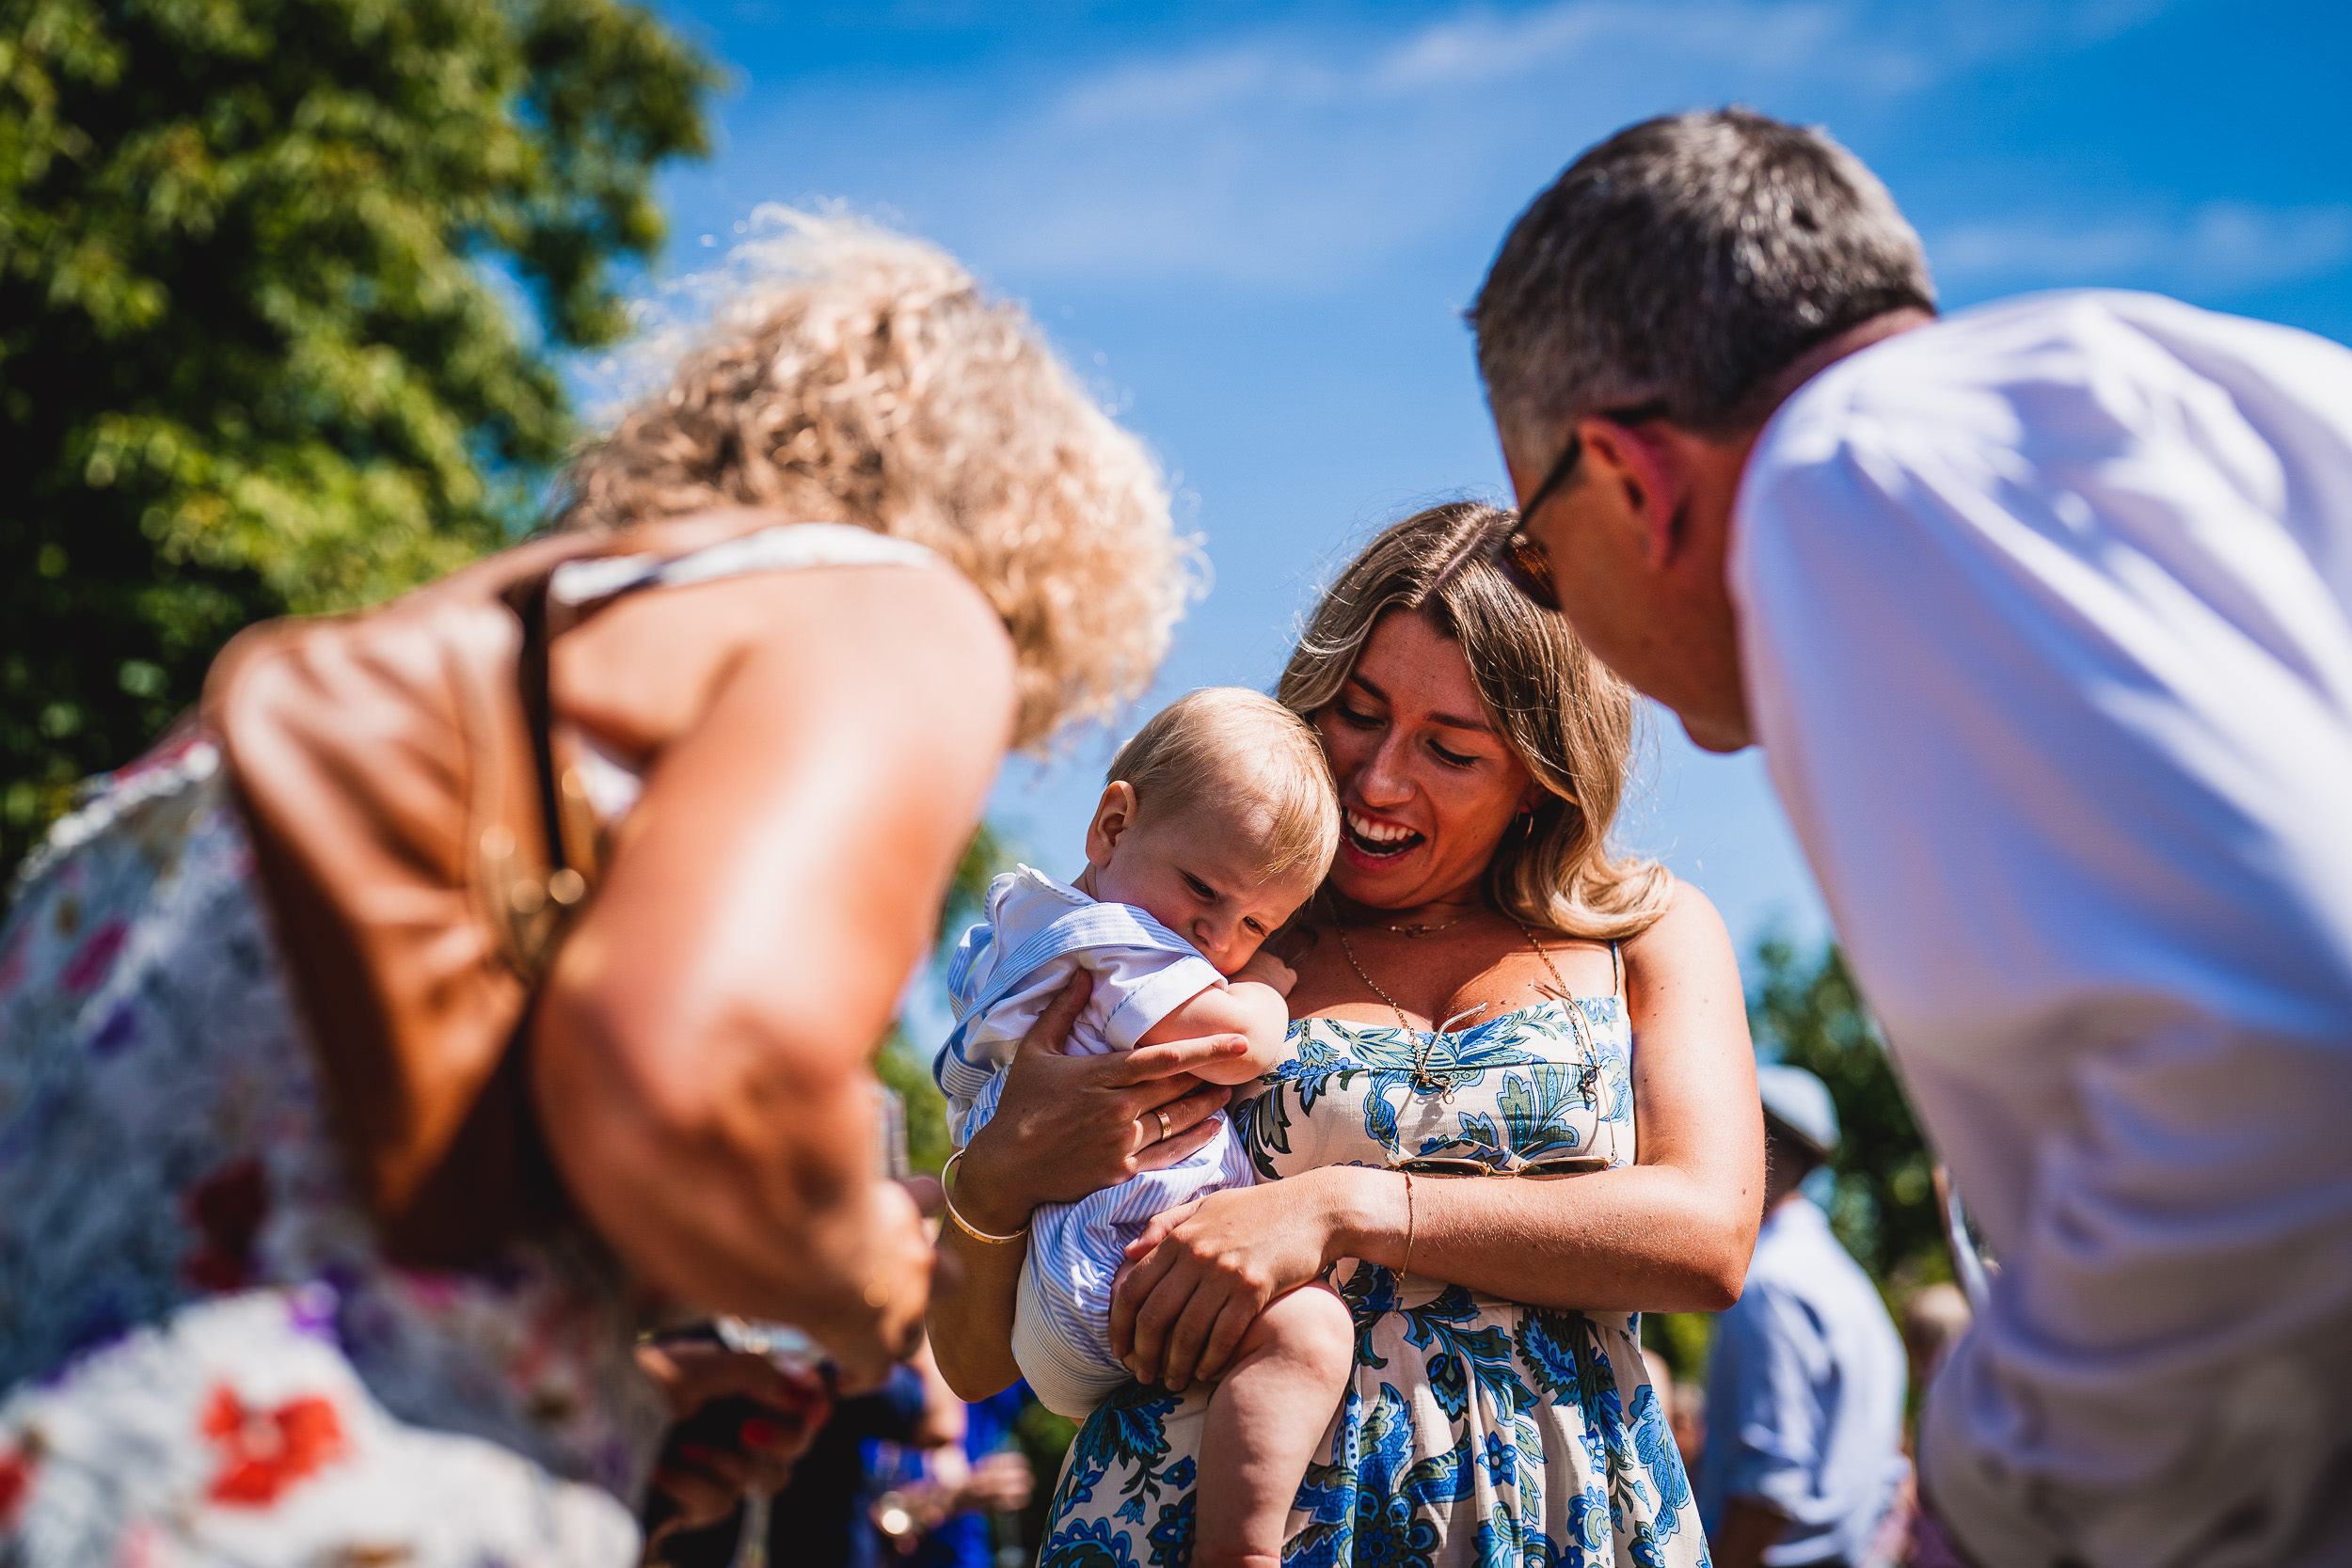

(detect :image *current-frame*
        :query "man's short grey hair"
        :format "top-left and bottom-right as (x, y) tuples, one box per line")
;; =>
(1471, 107), (1935, 448)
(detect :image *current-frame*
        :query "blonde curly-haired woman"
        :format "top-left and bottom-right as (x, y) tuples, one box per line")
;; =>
(0, 215), (1190, 1565)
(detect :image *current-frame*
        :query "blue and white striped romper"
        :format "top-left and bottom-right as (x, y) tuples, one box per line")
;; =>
(935, 866), (1259, 1418)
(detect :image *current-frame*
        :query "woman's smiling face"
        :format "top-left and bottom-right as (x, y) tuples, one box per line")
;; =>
(1312, 610), (1538, 912)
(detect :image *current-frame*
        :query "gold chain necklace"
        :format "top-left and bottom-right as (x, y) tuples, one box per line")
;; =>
(1333, 919), (1587, 1099)
(1367, 909), (1475, 937)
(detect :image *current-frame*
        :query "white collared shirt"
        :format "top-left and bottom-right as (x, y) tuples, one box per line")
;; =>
(1733, 291), (2352, 1566)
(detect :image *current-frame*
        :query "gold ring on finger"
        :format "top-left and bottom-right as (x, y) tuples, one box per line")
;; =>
(1155, 1107), (1173, 1143)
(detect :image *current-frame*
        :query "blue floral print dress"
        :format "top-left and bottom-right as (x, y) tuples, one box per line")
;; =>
(1039, 982), (1708, 1568)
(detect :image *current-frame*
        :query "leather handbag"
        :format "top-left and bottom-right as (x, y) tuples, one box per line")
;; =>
(202, 529), (641, 1264)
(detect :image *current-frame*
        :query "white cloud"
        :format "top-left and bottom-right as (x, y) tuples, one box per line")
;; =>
(929, 1), (1890, 290)
(1039, 0), (2186, 130)
(1041, 1), (1869, 129)
(1934, 201), (2352, 296)
(1057, 47), (1309, 127)
(1365, 1), (1851, 95)
(689, 0), (2204, 297)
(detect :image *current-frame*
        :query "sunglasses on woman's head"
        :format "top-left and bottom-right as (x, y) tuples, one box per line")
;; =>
(1492, 398), (1674, 612)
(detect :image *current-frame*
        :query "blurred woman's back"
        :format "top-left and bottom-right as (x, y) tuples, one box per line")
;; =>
(0, 212), (1185, 1566)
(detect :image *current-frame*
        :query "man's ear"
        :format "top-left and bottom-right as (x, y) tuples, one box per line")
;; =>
(1083, 781), (1140, 865)
(1580, 418), (1691, 572)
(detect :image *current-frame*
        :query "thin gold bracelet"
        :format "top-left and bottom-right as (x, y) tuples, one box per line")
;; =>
(1400, 1169), (1416, 1277)
(940, 1150), (1029, 1246)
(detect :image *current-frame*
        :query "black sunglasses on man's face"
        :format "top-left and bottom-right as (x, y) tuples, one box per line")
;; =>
(1492, 399), (1672, 612)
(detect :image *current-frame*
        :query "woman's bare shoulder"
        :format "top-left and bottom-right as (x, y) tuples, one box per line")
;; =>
(1621, 876), (1739, 990)
(557, 547), (1012, 758)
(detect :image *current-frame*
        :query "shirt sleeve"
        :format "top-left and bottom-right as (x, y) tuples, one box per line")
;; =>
(1086, 943), (1226, 1052)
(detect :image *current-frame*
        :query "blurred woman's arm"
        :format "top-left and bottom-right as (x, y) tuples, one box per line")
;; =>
(532, 563), (1014, 1383)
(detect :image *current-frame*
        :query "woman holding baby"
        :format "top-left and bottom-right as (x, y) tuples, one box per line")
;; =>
(930, 501), (1760, 1567)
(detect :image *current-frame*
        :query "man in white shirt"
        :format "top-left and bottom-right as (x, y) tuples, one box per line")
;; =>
(1470, 108), (2352, 1568)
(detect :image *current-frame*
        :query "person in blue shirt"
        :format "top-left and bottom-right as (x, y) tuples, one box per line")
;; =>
(898, 1383), (1037, 1568)
(1702, 1067), (1908, 1568)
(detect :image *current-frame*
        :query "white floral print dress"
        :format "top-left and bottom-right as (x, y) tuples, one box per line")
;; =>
(0, 731), (657, 1567)
(0, 522), (938, 1566)
(1038, 988), (1709, 1568)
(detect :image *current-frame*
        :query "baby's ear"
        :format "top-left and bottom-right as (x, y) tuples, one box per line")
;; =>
(1084, 780), (1141, 863)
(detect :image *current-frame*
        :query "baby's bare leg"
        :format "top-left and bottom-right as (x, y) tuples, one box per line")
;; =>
(1195, 1280), (1356, 1568)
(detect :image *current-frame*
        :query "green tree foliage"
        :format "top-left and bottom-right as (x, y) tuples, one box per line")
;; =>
(0, 0), (714, 874)
(1641, 1307), (1714, 1386)
(1652, 938), (1947, 1381)
(1748, 935), (1945, 1288)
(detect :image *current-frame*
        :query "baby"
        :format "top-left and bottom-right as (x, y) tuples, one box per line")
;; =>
(936, 688), (1353, 1567)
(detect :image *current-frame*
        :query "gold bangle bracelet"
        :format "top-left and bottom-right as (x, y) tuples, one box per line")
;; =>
(1400, 1169), (1416, 1277)
(941, 1150), (1029, 1246)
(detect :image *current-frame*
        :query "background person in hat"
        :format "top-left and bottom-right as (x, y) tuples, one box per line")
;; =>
(1701, 1066), (1908, 1568)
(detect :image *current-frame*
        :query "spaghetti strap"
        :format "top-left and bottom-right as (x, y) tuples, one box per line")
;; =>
(548, 520), (937, 610)
(545, 522), (942, 826)
(1611, 940), (1623, 1001)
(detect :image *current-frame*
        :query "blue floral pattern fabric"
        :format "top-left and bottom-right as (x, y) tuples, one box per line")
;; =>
(1040, 999), (1708, 1568)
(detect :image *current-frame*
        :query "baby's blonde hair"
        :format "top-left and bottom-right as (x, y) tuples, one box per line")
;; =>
(1108, 689), (1340, 881)
(556, 210), (1193, 751)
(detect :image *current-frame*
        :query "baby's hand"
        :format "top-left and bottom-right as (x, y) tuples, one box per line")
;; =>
(1234, 948), (1297, 997)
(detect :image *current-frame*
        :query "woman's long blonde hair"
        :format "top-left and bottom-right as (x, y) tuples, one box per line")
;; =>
(1276, 500), (1672, 940)
(554, 211), (1190, 751)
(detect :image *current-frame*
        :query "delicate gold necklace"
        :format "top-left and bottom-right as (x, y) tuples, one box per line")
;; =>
(1332, 919), (1585, 1099)
(1366, 909), (1475, 938)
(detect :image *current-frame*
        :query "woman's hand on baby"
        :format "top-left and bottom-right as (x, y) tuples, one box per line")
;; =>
(1110, 1177), (1340, 1390)
(954, 974), (1250, 1232)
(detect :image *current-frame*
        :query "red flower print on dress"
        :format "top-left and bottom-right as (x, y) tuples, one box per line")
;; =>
(200, 1386), (349, 1507)
(0, 1443), (33, 1527)
(181, 1158), (268, 1292)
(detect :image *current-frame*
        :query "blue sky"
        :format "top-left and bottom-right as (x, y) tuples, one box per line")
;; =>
(623, 0), (2352, 974)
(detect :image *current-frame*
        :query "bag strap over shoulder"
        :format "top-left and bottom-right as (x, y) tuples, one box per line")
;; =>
(204, 532), (607, 1261)
(204, 515), (934, 1264)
